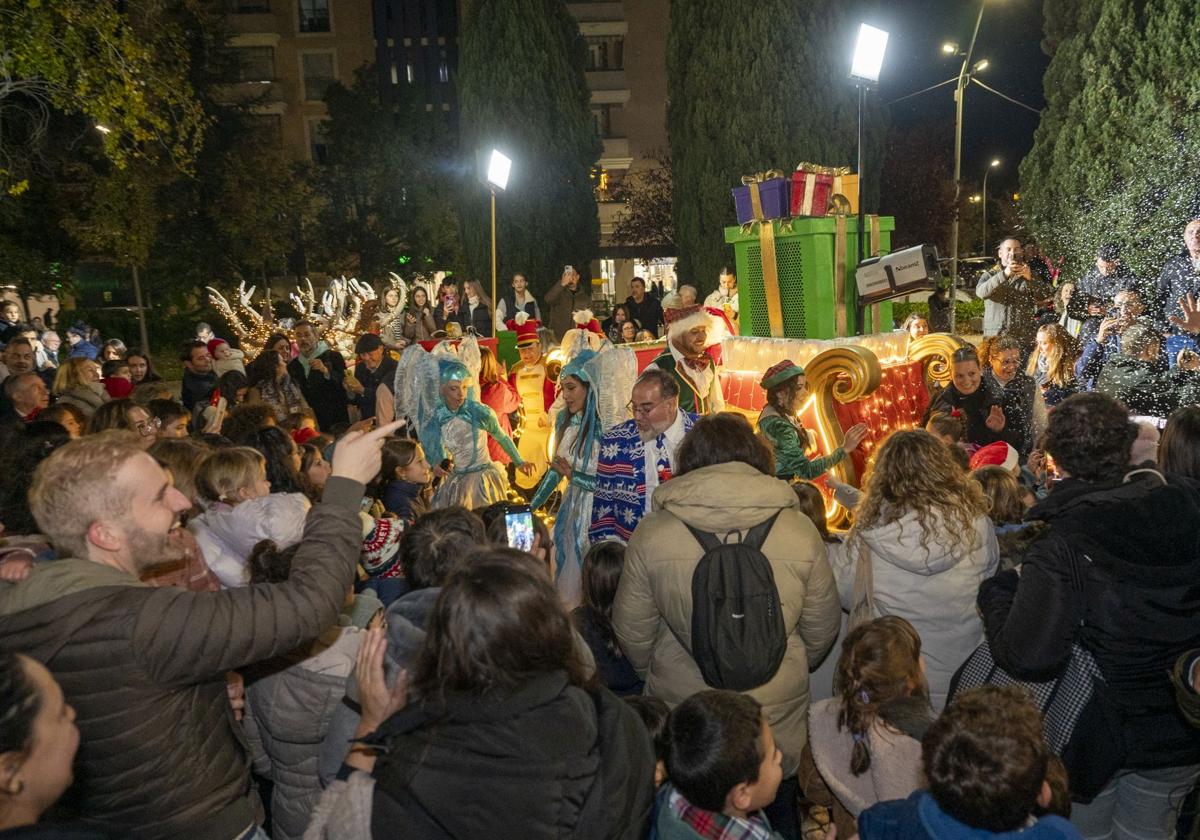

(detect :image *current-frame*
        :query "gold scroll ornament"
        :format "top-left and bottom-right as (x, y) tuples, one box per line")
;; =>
(740, 170), (787, 338)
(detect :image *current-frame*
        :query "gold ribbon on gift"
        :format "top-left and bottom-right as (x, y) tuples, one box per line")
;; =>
(868, 215), (882, 332)
(796, 162), (852, 176)
(833, 214), (848, 337)
(740, 170), (786, 337)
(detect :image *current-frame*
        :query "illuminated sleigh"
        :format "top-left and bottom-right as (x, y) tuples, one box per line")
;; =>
(631, 332), (965, 527)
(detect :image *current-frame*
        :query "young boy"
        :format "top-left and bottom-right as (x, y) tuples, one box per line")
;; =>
(857, 685), (1081, 839)
(656, 690), (785, 840)
(101, 358), (133, 399)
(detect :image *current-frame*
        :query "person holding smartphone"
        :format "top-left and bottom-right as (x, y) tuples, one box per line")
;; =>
(545, 265), (592, 341)
(976, 237), (1055, 355)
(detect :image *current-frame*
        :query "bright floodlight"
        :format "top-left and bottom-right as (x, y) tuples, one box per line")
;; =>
(95, 124), (112, 134)
(974, 58), (990, 72)
(990, 158), (1001, 167)
(486, 149), (512, 191)
(942, 42), (958, 54)
(851, 24), (889, 83)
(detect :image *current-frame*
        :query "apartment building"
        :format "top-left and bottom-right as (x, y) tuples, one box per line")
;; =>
(566, 0), (674, 300)
(221, 0), (377, 162)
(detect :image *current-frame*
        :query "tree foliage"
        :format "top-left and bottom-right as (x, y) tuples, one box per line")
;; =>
(308, 69), (463, 281)
(609, 150), (675, 248)
(457, 0), (602, 294)
(667, 0), (886, 293)
(0, 0), (208, 187)
(1021, 0), (1200, 279)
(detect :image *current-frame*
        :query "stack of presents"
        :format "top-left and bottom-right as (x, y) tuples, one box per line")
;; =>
(727, 163), (895, 341)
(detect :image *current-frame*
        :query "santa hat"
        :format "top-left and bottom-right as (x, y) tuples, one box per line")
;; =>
(969, 441), (1019, 473)
(291, 426), (318, 447)
(664, 304), (726, 345)
(206, 338), (228, 358)
(361, 517), (405, 579)
(507, 315), (543, 348)
(571, 309), (604, 336)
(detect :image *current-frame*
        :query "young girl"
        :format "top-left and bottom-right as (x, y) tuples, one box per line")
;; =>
(1025, 322), (1079, 408)
(379, 438), (433, 523)
(972, 464), (1040, 571)
(300, 442), (332, 502)
(803, 616), (933, 837)
(571, 541), (643, 697)
(188, 447), (311, 588)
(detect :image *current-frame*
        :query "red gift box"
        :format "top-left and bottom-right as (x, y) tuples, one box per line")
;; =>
(790, 168), (834, 217)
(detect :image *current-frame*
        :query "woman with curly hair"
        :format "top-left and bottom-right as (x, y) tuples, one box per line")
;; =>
(832, 429), (998, 710)
(1025, 322), (1079, 408)
(244, 348), (309, 424)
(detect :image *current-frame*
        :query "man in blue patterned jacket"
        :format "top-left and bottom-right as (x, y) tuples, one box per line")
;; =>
(589, 368), (697, 544)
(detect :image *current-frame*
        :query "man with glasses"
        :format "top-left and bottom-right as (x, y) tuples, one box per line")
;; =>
(1075, 287), (1148, 390)
(589, 368), (697, 544)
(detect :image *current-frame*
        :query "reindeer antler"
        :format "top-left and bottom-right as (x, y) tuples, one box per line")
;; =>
(290, 278), (318, 320)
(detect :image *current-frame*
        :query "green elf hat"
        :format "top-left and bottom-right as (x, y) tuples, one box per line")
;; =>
(760, 359), (805, 390)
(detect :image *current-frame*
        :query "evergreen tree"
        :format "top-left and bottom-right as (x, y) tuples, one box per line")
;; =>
(1020, 0), (1200, 280)
(667, 0), (885, 293)
(456, 0), (602, 296)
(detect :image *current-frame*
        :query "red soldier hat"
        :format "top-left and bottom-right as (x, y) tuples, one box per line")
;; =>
(507, 315), (543, 348)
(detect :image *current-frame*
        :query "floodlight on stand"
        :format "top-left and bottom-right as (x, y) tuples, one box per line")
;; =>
(851, 23), (889, 83)
(942, 42), (959, 55)
(487, 149), (511, 192)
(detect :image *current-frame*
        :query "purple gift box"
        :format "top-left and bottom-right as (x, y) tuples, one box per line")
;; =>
(732, 177), (789, 225)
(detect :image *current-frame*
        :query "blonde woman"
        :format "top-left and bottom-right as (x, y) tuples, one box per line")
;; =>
(52, 357), (108, 417)
(1026, 322), (1079, 407)
(832, 429), (998, 710)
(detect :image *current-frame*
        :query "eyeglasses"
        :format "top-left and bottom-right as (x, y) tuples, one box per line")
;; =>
(134, 417), (161, 436)
(627, 397), (667, 417)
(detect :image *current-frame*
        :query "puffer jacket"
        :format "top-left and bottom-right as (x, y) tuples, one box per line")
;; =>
(0, 477), (364, 840)
(367, 671), (655, 840)
(978, 470), (1200, 798)
(189, 493), (310, 588)
(829, 512), (998, 710)
(54, 382), (109, 418)
(243, 626), (365, 840)
(613, 461), (841, 776)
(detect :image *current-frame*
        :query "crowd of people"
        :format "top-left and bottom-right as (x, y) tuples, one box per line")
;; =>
(1, 227), (1200, 840)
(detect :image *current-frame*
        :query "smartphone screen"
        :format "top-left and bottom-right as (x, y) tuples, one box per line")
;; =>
(505, 505), (535, 552)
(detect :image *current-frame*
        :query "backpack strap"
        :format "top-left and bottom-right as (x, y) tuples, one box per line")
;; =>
(683, 511), (781, 553)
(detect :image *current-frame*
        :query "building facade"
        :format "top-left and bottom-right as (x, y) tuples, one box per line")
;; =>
(566, 0), (674, 305)
(222, 0), (377, 163)
(372, 0), (458, 113)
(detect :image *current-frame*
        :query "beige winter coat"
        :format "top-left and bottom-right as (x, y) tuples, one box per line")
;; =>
(613, 461), (841, 776)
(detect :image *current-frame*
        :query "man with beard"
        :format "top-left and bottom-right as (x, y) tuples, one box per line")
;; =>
(589, 368), (697, 544)
(0, 421), (401, 840)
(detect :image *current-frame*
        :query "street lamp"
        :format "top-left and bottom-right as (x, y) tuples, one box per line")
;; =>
(485, 149), (512, 315)
(850, 22), (888, 334)
(947, 0), (994, 334)
(981, 158), (1000, 254)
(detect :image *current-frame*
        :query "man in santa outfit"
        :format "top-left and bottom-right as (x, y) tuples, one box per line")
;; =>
(645, 304), (725, 414)
(507, 315), (555, 492)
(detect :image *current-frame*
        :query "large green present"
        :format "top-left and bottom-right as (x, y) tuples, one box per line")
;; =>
(724, 215), (895, 339)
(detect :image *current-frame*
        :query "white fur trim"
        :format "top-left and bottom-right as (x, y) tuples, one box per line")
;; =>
(572, 309), (595, 325)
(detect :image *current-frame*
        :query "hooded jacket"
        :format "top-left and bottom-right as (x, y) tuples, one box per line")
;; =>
(188, 493), (311, 588)
(978, 470), (1200, 798)
(0, 477), (364, 840)
(612, 461), (842, 776)
(368, 671), (655, 840)
(242, 626), (365, 840)
(830, 512), (998, 710)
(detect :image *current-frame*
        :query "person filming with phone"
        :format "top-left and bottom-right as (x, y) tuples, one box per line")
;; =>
(976, 237), (1055, 354)
(545, 265), (592, 341)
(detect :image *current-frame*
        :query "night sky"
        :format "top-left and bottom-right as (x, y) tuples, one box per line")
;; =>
(867, 0), (1048, 193)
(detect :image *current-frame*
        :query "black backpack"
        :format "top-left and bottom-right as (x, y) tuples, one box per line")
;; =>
(685, 512), (787, 691)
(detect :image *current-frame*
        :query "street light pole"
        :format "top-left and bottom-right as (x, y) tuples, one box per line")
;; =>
(850, 23), (888, 335)
(981, 158), (999, 255)
(948, 0), (987, 335)
(857, 82), (866, 334)
(490, 187), (497, 315)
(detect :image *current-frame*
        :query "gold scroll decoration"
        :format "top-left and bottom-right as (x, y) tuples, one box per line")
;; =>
(907, 333), (968, 389)
(741, 171), (787, 338)
(803, 344), (882, 528)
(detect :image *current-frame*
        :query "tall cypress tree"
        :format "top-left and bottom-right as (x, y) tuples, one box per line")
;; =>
(1020, 0), (1200, 280)
(456, 0), (602, 295)
(667, 0), (885, 292)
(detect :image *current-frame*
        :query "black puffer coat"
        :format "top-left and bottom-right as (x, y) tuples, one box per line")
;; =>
(369, 671), (655, 839)
(978, 471), (1200, 799)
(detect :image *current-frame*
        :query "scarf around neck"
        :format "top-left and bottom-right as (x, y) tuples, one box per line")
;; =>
(297, 340), (331, 375)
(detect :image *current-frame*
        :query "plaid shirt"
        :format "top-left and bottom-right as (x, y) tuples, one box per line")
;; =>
(668, 788), (775, 840)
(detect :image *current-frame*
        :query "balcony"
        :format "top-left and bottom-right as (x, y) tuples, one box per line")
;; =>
(601, 138), (632, 168)
(566, 2), (625, 23)
(585, 69), (628, 91)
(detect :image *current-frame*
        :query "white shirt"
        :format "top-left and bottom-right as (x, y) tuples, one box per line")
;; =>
(642, 409), (687, 513)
